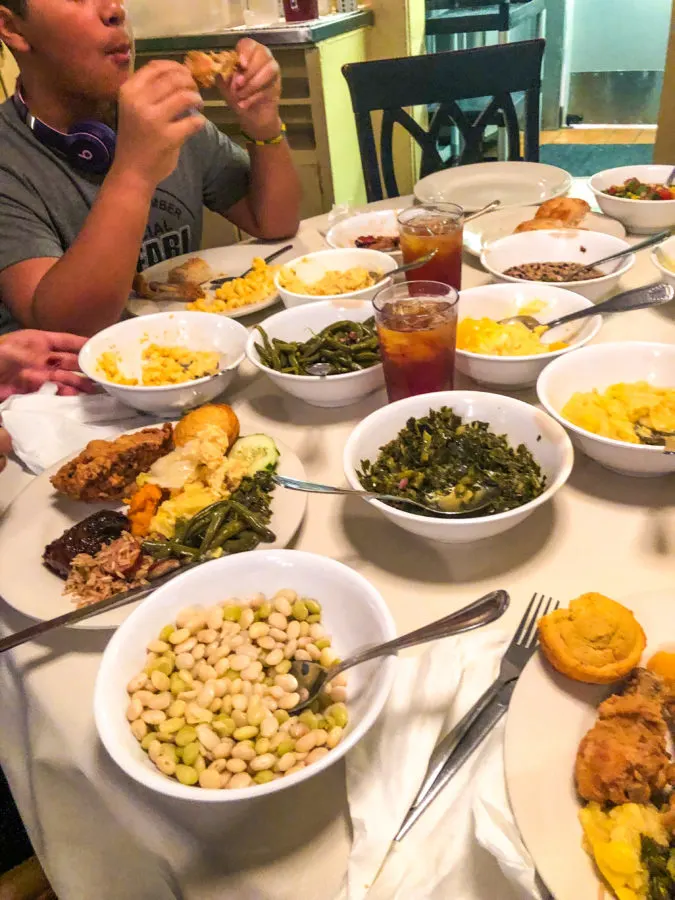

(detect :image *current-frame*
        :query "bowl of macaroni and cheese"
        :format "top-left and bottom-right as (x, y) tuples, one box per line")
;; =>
(275, 249), (398, 308)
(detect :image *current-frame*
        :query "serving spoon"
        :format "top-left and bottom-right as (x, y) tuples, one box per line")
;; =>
(288, 589), (510, 714)
(564, 229), (671, 280)
(272, 473), (497, 517)
(499, 282), (674, 333)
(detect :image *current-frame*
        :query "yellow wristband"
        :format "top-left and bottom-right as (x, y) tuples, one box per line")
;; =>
(241, 123), (287, 146)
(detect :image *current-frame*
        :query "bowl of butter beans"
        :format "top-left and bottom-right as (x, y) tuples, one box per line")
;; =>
(94, 549), (396, 800)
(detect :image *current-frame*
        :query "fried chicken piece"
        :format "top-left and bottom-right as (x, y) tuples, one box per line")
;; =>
(184, 50), (239, 88)
(575, 669), (671, 805)
(167, 257), (214, 286)
(132, 273), (205, 302)
(50, 424), (174, 502)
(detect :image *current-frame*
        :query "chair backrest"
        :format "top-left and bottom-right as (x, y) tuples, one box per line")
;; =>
(342, 39), (545, 202)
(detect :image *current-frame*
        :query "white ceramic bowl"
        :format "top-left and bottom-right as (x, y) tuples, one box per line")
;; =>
(456, 283), (602, 389)
(343, 391), (574, 543)
(590, 165), (675, 234)
(325, 209), (403, 260)
(79, 312), (248, 416)
(275, 248), (398, 309)
(650, 234), (675, 288)
(246, 300), (384, 408)
(480, 229), (635, 301)
(95, 549), (397, 802)
(537, 342), (675, 477)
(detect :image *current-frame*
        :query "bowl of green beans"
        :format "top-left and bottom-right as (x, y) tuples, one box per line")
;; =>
(245, 301), (385, 408)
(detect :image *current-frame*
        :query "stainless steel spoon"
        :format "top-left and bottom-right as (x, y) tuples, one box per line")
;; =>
(568, 229), (671, 279)
(368, 249), (438, 285)
(288, 589), (510, 714)
(463, 199), (501, 222)
(499, 282), (674, 333)
(272, 473), (497, 517)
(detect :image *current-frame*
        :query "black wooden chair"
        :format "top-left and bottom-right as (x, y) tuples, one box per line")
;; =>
(342, 39), (545, 202)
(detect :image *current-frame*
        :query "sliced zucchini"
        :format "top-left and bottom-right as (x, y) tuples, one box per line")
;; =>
(229, 434), (280, 474)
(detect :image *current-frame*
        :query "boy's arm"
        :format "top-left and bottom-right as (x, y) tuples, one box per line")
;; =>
(0, 61), (204, 336)
(216, 39), (301, 240)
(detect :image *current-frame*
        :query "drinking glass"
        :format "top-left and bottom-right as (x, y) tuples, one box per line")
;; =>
(283, 0), (319, 21)
(373, 281), (459, 403)
(398, 203), (464, 290)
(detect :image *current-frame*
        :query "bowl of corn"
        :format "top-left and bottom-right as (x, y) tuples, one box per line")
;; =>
(455, 282), (602, 389)
(79, 311), (248, 416)
(94, 549), (396, 801)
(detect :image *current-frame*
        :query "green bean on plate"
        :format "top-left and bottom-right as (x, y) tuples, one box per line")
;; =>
(357, 407), (546, 518)
(254, 317), (380, 376)
(143, 470), (277, 564)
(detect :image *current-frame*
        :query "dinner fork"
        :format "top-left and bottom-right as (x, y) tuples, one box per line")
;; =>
(394, 592), (559, 841)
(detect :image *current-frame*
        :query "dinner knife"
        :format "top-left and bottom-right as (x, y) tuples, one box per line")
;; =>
(394, 678), (516, 842)
(0, 561), (200, 654)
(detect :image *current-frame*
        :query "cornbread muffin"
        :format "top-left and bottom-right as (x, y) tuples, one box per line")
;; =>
(538, 593), (646, 684)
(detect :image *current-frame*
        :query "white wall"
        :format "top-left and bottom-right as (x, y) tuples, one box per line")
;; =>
(568, 0), (670, 73)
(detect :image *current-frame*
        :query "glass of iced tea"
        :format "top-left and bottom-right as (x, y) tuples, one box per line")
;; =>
(373, 281), (459, 403)
(398, 203), (464, 290)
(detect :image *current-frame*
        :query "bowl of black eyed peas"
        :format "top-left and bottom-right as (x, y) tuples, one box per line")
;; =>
(94, 549), (397, 800)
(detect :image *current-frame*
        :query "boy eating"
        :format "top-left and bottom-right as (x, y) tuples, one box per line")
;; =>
(0, 0), (301, 335)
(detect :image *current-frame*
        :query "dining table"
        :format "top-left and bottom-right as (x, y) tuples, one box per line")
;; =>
(2, 178), (675, 900)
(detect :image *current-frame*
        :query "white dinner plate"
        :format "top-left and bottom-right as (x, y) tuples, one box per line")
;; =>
(324, 209), (403, 260)
(464, 205), (627, 257)
(504, 590), (669, 900)
(414, 162), (573, 212)
(126, 243), (296, 319)
(0, 434), (307, 630)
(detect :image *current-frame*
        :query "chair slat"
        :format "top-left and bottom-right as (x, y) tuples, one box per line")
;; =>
(342, 39), (545, 202)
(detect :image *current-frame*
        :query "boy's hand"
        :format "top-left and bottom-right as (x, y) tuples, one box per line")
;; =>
(114, 61), (206, 187)
(218, 39), (282, 141)
(0, 330), (97, 401)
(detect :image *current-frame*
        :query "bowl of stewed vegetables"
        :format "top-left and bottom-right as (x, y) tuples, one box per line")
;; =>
(590, 165), (675, 234)
(94, 549), (396, 801)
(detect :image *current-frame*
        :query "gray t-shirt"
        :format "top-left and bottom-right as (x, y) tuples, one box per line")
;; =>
(0, 99), (251, 332)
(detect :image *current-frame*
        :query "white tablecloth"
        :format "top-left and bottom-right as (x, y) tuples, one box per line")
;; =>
(2, 182), (675, 900)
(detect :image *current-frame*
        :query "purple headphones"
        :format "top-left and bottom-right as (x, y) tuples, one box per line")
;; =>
(13, 85), (116, 175)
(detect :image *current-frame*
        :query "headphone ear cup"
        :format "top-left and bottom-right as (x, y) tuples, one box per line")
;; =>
(65, 121), (117, 174)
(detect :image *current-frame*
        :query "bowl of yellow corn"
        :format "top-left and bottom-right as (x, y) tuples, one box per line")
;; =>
(79, 311), (248, 416)
(456, 283), (601, 389)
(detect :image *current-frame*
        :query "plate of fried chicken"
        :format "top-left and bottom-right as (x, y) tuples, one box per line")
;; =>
(0, 406), (307, 629)
(505, 591), (675, 900)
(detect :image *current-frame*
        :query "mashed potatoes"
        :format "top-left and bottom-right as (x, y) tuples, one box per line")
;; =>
(580, 802), (667, 900)
(457, 318), (568, 356)
(278, 265), (378, 296)
(562, 381), (675, 443)
(98, 345), (219, 386)
(188, 258), (277, 312)
(139, 424), (250, 537)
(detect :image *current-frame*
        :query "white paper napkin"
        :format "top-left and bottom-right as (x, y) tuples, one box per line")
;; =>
(0, 384), (148, 474)
(342, 630), (543, 900)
